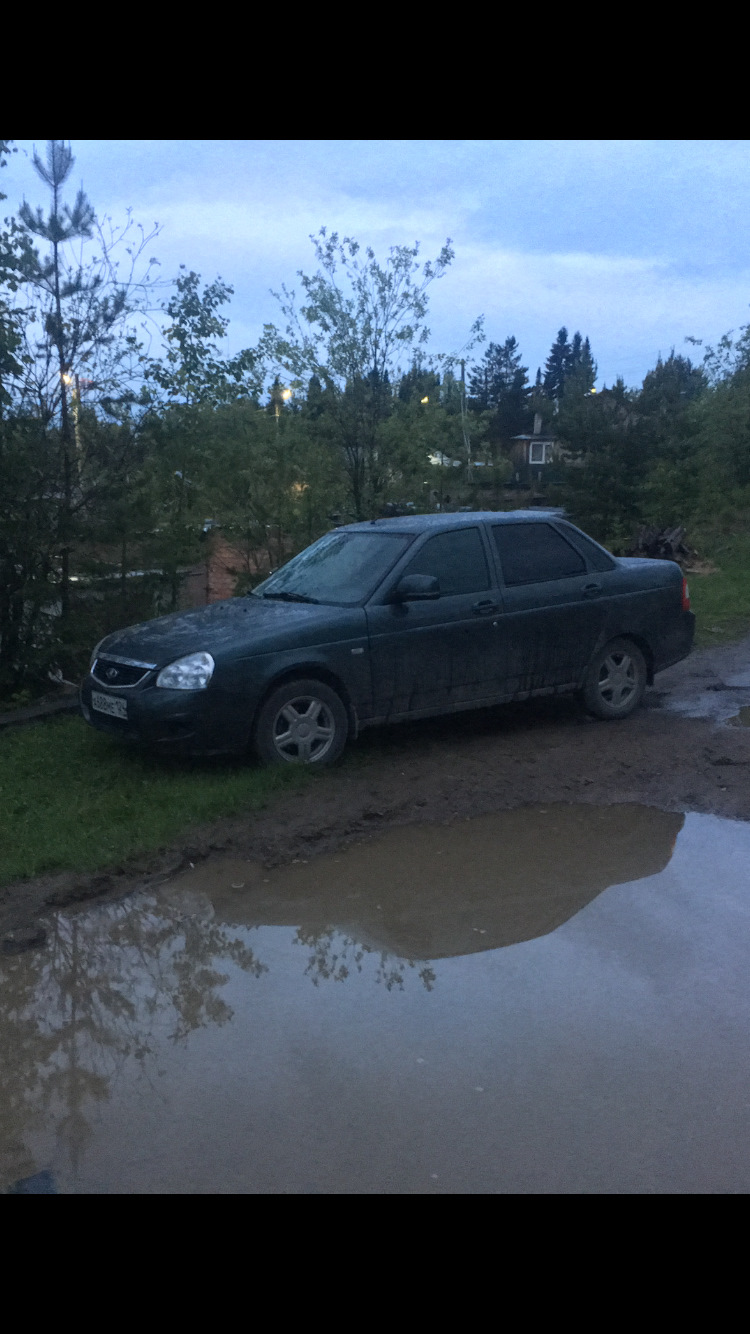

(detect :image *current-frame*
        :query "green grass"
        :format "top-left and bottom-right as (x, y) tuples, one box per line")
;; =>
(687, 532), (750, 646)
(0, 715), (313, 887)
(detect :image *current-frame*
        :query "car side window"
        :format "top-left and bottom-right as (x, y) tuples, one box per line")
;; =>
(402, 528), (490, 595)
(559, 525), (616, 572)
(493, 523), (586, 585)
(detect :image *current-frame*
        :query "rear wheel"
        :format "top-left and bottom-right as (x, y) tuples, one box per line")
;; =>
(583, 638), (647, 720)
(253, 679), (349, 765)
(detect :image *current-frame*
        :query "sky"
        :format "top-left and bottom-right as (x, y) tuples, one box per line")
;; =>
(4, 139), (750, 392)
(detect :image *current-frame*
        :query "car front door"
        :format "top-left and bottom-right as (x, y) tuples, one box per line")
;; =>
(365, 526), (503, 719)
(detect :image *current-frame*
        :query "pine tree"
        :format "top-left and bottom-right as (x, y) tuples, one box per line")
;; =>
(17, 142), (159, 621)
(543, 327), (572, 401)
(544, 328), (597, 401)
(468, 336), (531, 441)
(563, 332), (598, 397)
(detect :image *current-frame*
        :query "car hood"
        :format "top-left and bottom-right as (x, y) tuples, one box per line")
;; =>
(96, 596), (366, 668)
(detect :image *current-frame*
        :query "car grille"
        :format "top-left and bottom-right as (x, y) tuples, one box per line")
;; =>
(92, 657), (153, 688)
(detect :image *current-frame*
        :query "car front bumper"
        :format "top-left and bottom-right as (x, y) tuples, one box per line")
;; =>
(79, 675), (256, 755)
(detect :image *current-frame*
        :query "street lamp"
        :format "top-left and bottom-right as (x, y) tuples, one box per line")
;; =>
(275, 386), (293, 424)
(61, 371), (83, 458)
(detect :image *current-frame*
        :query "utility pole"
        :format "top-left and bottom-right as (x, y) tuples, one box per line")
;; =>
(460, 359), (472, 484)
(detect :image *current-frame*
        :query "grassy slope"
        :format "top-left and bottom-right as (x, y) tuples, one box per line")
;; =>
(0, 718), (311, 886)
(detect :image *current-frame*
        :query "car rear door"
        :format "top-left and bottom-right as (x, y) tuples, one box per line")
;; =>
(490, 521), (610, 693)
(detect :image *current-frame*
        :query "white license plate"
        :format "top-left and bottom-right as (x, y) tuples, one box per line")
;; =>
(91, 690), (128, 720)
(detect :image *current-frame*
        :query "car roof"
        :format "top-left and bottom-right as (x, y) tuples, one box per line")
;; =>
(343, 510), (567, 535)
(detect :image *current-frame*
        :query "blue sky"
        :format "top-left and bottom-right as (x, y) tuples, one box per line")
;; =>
(4, 139), (750, 391)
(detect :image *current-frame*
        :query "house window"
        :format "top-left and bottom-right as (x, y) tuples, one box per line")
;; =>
(529, 441), (552, 465)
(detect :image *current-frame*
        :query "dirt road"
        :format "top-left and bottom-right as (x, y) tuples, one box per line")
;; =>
(3, 634), (750, 939)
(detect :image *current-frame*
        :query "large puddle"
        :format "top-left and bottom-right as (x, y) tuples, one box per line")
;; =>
(4, 803), (750, 1194)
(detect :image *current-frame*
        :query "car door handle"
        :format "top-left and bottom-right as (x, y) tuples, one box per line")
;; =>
(582, 582), (603, 598)
(472, 599), (501, 615)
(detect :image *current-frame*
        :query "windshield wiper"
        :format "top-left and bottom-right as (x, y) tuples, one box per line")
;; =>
(260, 591), (320, 604)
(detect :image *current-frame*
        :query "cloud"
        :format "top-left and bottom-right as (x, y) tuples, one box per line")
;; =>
(425, 244), (750, 385)
(7, 140), (750, 389)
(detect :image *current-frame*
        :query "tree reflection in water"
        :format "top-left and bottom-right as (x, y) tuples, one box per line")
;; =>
(0, 894), (266, 1191)
(0, 892), (434, 1191)
(294, 928), (436, 991)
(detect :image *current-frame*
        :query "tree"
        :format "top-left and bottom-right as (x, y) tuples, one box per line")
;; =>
(543, 327), (572, 401)
(14, 141), (161, 622)
(262, 228), (482, 518)
(638, 351), (706, 421)
(141, 269), (263, 607)
(468, 336), (531, 442)
(0, 141), (30, 400)
(144, 267), (259, 408)
(565, 332), (597, 396)
(555, 379), (647, 548)
(0, 141), (165, 690)
(543, 327), (597, 402)
(397, 362), (441, 405)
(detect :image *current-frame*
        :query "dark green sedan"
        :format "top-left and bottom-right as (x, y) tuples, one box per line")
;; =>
(80, 512), (695, 764)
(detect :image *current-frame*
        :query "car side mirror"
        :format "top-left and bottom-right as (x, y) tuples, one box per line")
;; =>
(391, 574), (441, 601)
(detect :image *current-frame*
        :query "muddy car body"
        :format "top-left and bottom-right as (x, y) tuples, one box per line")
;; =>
(80, 512), (695, 763)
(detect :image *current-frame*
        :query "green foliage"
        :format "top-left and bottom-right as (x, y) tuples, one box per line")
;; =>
(261, 228), (483, 518)
(145, 267), (260, 407)
(16, 142), (159, 419)
(554, 381), (643, 548)
(468, 336), (531, 443)
(200, 400), (346, 574)
(267, 228), (461, 385)
(687, 529), (750, 646)
(0, 142), (31, 399)
(0, 141), (164, 683)
(0, 414), (60, 690)
(543, 327), (597, 401)
(543, 327), (571, 400)
(0, 715), (312, 886)
(639, 351), (706, 420)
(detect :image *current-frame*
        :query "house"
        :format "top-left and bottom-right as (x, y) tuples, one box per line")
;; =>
(509, 413), (561, 488)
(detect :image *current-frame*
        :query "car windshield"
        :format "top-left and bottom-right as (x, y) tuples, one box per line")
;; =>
(253, 530), (412, 605)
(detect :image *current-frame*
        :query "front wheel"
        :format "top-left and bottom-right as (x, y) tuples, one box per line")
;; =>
(253, 679), (349, 765)
(582, 638), (647, 720)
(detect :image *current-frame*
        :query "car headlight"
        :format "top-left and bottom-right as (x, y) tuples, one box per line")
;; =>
(89, 639), (105, 671)
(156, 652), (215, 690)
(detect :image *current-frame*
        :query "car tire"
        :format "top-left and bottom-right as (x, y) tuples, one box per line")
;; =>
(582, 638), (647, 720)
(253, 678), (349, 765)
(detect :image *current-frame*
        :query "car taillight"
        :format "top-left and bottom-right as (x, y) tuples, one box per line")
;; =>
(682, 578), (690, 611)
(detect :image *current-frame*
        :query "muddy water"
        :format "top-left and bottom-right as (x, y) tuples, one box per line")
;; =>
(660, 663), (750, 725)
(3, 803), (750, 1194)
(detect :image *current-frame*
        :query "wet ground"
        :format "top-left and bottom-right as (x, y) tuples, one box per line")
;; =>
(4, 632), (750, 945)
(3, 634), (750, 1192)
(3, 801), (750, 1194)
